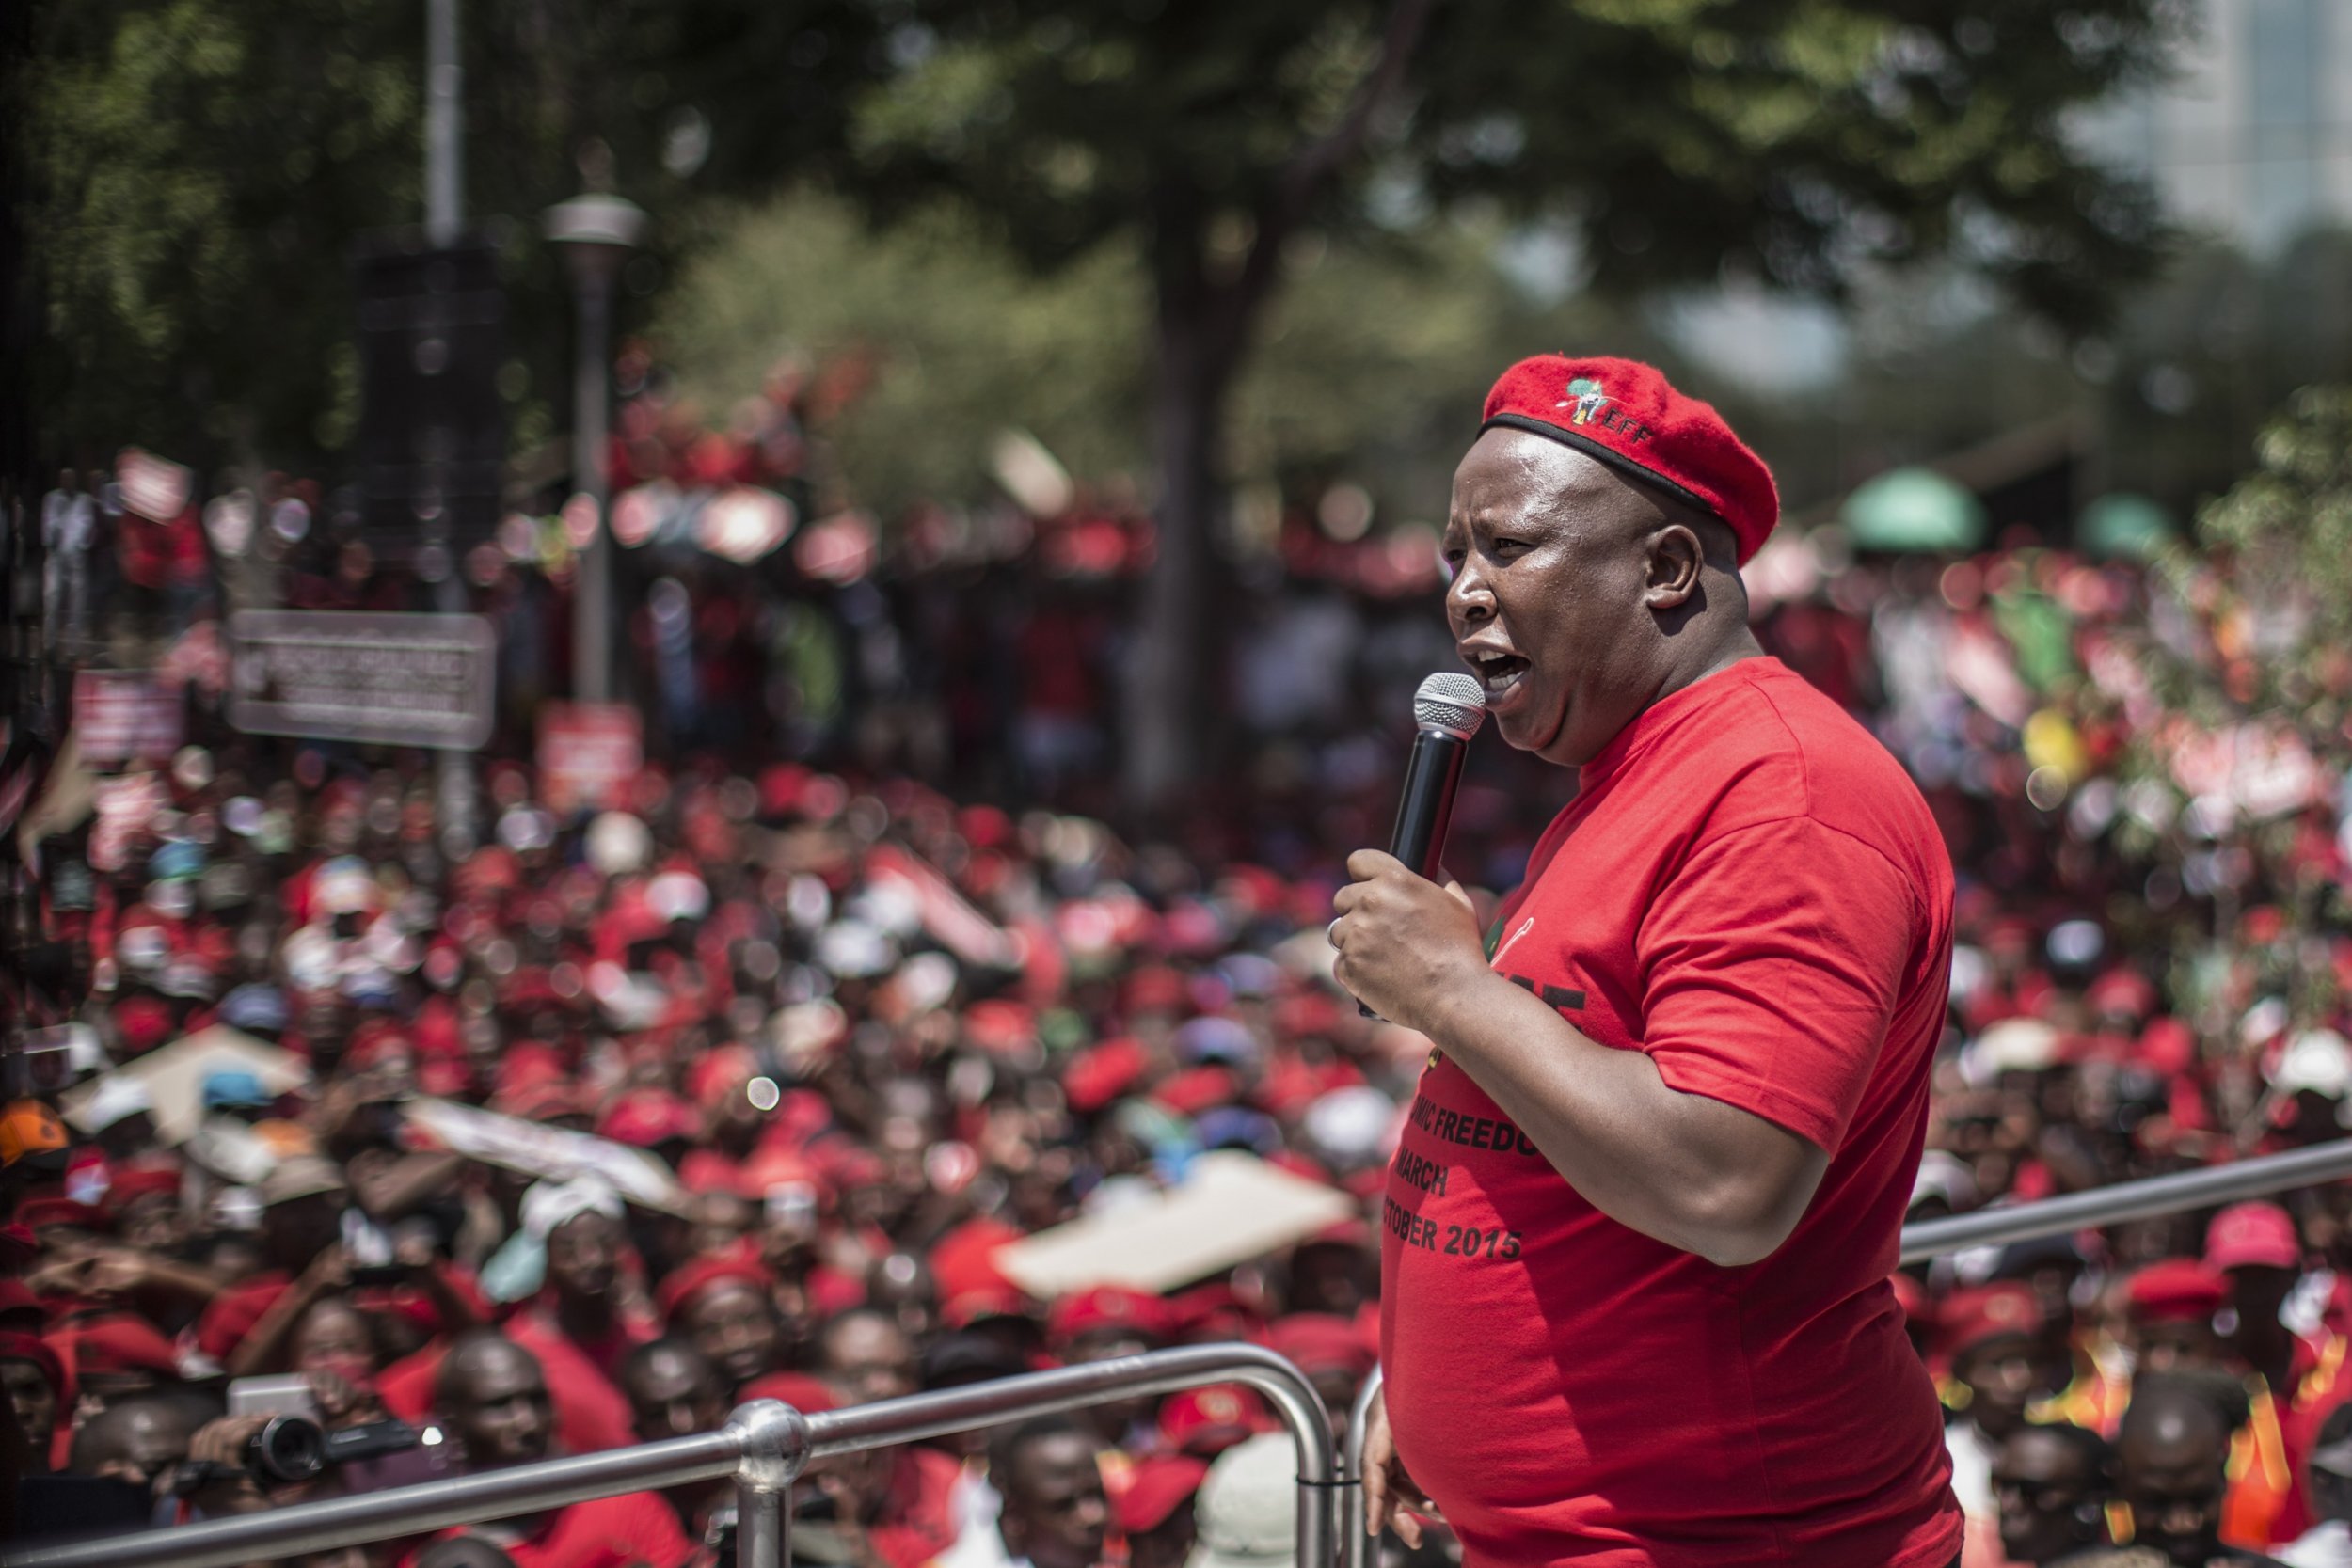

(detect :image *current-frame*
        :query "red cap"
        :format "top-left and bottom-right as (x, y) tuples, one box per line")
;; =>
(1936, 1284), (2042, 1361)
(2127, 1259), (2228, 1323)
(1152, 1067), (1236, 1118)
(1265, 1312), (1376, 1378)
(655, 1255), (774, 1325)
(1049, 1286), (1170, 1349)
(931, 1218), (1022, 1302)
(740, 1371), (839, 1415)
(1157, 1384), (1271, 1457)
(1479, 355), (1778, 563)
(1118, 1454), (1208, 1534)
(942, 1286), (1034, 1331)
(2206, 1203), (2302, 1273)
(102, 1166), (182, 1214)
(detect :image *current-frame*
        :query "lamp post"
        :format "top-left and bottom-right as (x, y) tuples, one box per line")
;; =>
(544, 191), (645, 704)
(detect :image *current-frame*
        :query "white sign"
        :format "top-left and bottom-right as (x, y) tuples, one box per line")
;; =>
(229, 610), (496, 750)
(405, 1097), (690, 1215)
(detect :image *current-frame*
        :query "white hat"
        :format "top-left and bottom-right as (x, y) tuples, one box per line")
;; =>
(1911, 1150), (1978, 1212)
(1966, 1018), (2061, 1082)
(1185, 1433), (1296, 1568)
(2273, 1029), (2352, 1098)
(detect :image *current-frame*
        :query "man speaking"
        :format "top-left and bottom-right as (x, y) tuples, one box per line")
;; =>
(1332, 355), (1962, 1567)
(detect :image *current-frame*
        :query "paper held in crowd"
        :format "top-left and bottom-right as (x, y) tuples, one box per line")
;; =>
(994, 1151), (1357, 1297)
(60, 1025), (310, 1146)
(405, 1096), (693, 1216)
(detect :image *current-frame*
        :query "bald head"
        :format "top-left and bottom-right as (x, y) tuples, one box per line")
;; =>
(437, 1331), (552, 1469)
(1444, 429), (1761, 768)
(2114, 1378), (2233, 1561)
(2117, 1380), (2230, 1465)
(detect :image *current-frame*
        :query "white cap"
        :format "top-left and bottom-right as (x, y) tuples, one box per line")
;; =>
(1963, 1018), (2062, 1084)
(2273, 1029), (2352, 1098)
(520, 1174), (625, 1239)
(1185, 1433), (1297, 1568)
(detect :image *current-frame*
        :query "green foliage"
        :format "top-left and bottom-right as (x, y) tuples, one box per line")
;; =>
(848, 0), (2184, 329)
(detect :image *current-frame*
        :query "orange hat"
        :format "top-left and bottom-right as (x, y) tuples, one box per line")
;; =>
(1158, 1385), (1272, 1457)
(2128, 1259), (2227, 1323)
(1936, 1284), (2042, 1361)
(2206, 1202), (2302, 1273)
(0, 1101), (70, 1169)
(1119, 1454), (1208, 1534)
(655, 1254), (774, 1325)
(1049, 1286), (1170, 1349)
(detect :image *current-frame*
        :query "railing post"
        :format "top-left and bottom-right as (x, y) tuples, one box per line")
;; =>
(1342, 1368), (1383, 1568)
(737, 1481), (787, 1568)
(725, 1399), (807, 1568)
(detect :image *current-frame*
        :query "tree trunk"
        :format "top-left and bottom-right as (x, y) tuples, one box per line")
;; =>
(1122, 303), (1228, 818)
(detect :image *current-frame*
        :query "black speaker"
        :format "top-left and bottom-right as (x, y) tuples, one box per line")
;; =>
(353, 233), (505, 563)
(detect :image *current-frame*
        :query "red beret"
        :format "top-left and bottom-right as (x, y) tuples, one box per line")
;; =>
(930, 1218), (1022, 1302)
(50, 1312), (179, 1377)
(655, 1254), (774, 1325)
(1157, 1384), (1271, 1457)
(1049, 1286), (1170, 1349)
(1265, 1312), (1376, 1379)
(1119, 1454), (1208, 1535)
(0, 1330), (64, 1398)
(740, 1371), (839, 1415)
(597, 1088), (701, 1148)
(16, 1197), (107, 1234)
(1064, 1038), (1148, 1116)
(1152, 1067), (1236, 1118)
(1480, 355), (1779, 564)
(1936, 1283), (2042, 1361)
(2127, 1259), (2226, 1323)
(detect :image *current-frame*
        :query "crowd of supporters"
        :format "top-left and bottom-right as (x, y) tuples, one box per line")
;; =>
(13, 359), (2352, 1567)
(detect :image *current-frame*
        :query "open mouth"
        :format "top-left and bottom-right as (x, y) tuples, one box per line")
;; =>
(1466, 651), (1531, 699)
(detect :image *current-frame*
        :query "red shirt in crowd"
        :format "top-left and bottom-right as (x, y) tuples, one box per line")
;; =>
(1380, 657), (1963, 1567)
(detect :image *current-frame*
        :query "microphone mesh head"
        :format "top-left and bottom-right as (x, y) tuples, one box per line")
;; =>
(1414, 672), (1486, 738)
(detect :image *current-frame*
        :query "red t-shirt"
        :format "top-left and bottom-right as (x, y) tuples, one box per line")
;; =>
(404, 1490), (691, 1568)
(1380, 657), (1962, 1568)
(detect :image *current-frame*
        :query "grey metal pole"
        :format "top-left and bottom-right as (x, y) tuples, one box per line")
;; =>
(424, 0), (462, 246)
(4, 1429), (745, 1568)
(1899, 1135), (2352, 1263)
(571, 271), (614, 703)
(737, 1481), (788, 1568)
(423, 0), (475, 855)
(1343, 1368), (1383, 1568)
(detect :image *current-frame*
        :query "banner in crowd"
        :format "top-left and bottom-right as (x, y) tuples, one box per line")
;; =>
(404, 1096), (691, 1214)
(538, 703), (644, 815)
(994, 1151), (1355, 1296)
(72, 672), (183, 765)
(227, 610), (497, 751)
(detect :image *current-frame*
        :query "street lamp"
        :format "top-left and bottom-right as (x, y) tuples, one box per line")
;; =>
(544, 190), (647, 705)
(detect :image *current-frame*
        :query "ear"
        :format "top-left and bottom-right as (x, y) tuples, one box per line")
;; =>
(1643, 522), (1706, 611)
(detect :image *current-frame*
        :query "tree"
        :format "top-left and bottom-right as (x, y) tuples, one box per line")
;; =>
(843, 0), (2182, 812)
(20, 0), (884, 474)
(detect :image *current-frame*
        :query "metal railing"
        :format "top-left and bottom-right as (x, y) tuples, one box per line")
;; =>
(1337, 1136), (2352, 1568)
(5, 1343), (1336, 1568)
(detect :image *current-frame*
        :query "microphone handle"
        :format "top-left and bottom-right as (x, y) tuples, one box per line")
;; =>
(1359, 725), (1470, 1019)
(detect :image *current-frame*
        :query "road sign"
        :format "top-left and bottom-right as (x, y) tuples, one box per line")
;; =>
(228, 610), (496, 750)
(537, 702), (642, 814)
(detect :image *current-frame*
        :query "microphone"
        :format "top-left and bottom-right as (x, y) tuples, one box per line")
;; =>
(1357, 673), (1486, 1019)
